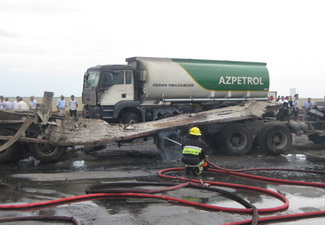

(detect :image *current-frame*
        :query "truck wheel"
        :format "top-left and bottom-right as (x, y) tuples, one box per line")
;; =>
(308, 134), (325, 144)
(121, 112), (140, 124)
(218, 125), (253, 156)
(259, 124), (292, 155)
(0, 129), (17, 163)
(29, 143), (66, 163)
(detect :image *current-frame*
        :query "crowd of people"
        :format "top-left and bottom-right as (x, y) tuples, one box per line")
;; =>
(0, 95), (78, 117)
(0, 96), (34, 111)
(276, 94), (315, 120)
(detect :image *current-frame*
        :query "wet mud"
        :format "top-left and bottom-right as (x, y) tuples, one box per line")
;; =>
(0, 136), (324, 224)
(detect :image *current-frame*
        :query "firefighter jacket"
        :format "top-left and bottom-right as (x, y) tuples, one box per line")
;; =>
(181, 136), (210, 165)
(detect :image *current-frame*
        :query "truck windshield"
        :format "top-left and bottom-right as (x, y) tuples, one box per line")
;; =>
(84, 70), (100, 88)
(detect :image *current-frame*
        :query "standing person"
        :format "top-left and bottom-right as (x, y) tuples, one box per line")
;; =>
(304, 97), (314, 114)
(181, 127), (210, 176)
(69, 95), (78, 117)
(12, 96), (19, 109)
(276, 96), (290, 120)
(0, 95), (3, 109)
(16, 97), (29, 111)
(292, 94), (300, 120)
(282, 96), (290, 118)
(284, 96), (290, 105)
(2, 98), (13, 109)
(29, 96), (37, 109)
(277, 96), (285, 104)
(289, 96), (293, 108)
(56, 95), (66, 116)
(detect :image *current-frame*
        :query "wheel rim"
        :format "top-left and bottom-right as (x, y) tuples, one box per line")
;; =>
(129, 118), (138, 124)
(228, 132), (248, 150)
(269, 131), (287, 149)
(37, 144), (57, 155)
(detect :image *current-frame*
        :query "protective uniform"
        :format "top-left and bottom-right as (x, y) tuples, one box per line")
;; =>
(181, 127), (210, 175)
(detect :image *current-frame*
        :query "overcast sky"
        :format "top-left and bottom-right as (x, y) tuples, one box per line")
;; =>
(1, 0), (324, 98)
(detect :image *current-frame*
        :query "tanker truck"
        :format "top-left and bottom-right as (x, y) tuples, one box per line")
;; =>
(82, 57), (291, 157)
(82, 57), (270, 123)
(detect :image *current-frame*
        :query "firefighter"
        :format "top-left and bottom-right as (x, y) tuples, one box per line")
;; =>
(181, 127), (211, 176)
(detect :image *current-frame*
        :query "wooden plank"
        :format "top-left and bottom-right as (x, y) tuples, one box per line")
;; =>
(36, 91), (54, 125)
(46, 101), (270, 146)
(0, 120), (25, 124)
(0, 136), (49, 144)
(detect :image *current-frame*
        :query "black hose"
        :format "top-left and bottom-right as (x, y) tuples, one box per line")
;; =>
(86, 181), (258, 225)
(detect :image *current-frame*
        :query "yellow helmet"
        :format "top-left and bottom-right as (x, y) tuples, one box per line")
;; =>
(189, 127), (201, 136)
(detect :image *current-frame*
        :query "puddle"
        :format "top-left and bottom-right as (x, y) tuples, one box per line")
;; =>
(0, 139), (324, 225)
(72, 160), (86, 169)
(283, 153), (307, 161)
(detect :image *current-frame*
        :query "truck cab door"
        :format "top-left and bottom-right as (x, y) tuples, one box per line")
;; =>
(124, 71), (134, 100)
(100, 71), (134, 105)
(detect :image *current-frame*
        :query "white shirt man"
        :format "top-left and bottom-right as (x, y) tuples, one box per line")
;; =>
(12, 96), (19, 109)
(277, 96), (285, 104)
(69, 95), (78, 117)
(16, 97), (29, 111)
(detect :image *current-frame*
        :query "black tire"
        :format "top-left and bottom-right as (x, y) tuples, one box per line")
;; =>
(29, 143), (66, 163)
(258, 124), (292, 155)
(308, 134), (325, 144)
(218, 125), (253, 156)
(121, 112), (140, 124)
(0, 129), (17, 163)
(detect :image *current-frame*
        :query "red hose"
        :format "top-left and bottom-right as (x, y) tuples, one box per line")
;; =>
(223, 210), (325, 225)
(207, 160), (325, 174)
(0, 190), (261, 213)
(0, 163), (324, 224)
(158, 167), (289, 213)
(0, 193), (224, 210)
(158, 164), (325, 224)
(206, 161), (325, 188)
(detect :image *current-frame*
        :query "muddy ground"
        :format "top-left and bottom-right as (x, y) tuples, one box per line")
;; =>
(0, 135), (324, 225)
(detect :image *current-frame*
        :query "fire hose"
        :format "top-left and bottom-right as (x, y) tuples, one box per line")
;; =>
(0, 139), (324, 224)
(0, 165), (323, 225)
(158, 165), (325, 224)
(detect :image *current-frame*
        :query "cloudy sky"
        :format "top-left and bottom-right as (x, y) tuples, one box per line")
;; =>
(1, 0), (324, 98)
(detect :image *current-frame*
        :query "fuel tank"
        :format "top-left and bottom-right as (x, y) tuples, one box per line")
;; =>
(126, 57), (269, 104)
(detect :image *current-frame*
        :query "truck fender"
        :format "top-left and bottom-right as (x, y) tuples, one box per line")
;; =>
(114, 101), (143, 121)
